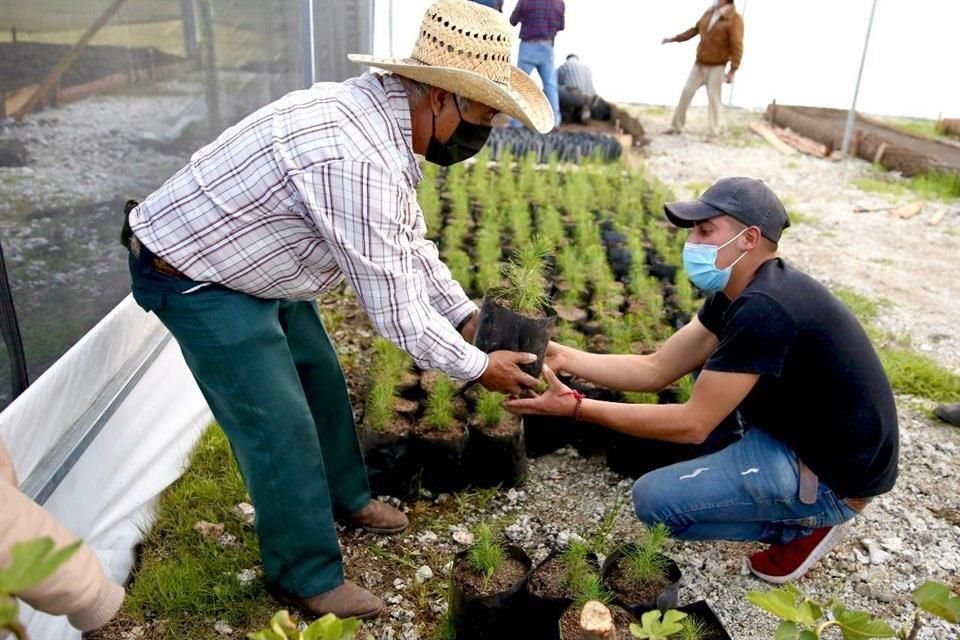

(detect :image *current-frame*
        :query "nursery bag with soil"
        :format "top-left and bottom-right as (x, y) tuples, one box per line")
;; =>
(450, 545), (532, 640)
(601, 545), (682, 617)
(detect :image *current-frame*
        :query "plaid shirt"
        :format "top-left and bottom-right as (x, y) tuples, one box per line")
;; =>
(510, 0), (565, 42)
(129, 73), (488, 381)
(557, 57), (595, 95)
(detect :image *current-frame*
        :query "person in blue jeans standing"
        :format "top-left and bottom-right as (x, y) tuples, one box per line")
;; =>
(507, 177), (899, 585)
(510, 0), (565, 128)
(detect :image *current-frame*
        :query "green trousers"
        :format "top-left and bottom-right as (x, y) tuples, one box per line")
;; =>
(129, 255), (371, 597)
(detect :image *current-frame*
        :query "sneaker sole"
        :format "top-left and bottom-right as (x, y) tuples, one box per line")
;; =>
(748, 521), (850, 584)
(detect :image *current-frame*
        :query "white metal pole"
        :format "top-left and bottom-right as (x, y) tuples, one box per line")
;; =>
(841, 0), (878, 157)
(389, 0), (395, 57)
(727, 0), (746, 107)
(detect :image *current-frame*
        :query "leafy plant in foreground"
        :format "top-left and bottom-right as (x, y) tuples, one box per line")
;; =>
(247, 609), (364, 640)
(1, 538), (80, 640)
(629, 609), (688, 640)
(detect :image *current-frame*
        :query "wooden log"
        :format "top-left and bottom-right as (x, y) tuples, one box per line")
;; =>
(12, 0), (129, 121)
(938, 118), (960, 139)
(772, 126), (830, 157)
(749, 121), (797, 155)
(580, 601), (615, 640)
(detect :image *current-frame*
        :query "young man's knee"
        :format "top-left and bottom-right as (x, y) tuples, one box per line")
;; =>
(632, 475), (667, 526)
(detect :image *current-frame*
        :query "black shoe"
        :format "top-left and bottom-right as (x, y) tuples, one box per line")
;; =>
(934, 403), (960, 427)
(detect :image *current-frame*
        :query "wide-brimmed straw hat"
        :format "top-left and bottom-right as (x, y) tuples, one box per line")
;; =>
(348, 0), (554, 133)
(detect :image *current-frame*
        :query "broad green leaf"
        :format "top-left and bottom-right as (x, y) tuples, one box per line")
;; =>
(267, 610), (298, 639)
(661, 610), (687, 626)
(0, 538), (81, 593)
(798, 600), (823, 626)
(913, 581), (960, 623)
(747, 588), (807, 623)
(831, 606), (897, 640)
(629, 609), (686, 639)
(800, 632), (818, 640)
(775, 621), (805, 640)
(247, 631), (286, 640)
(0, 593), (18, 627)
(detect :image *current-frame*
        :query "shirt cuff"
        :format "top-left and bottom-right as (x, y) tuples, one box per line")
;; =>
(447, 299), (479, 332)
(67, 580), (124, 632)
(459, 344), (489, 382)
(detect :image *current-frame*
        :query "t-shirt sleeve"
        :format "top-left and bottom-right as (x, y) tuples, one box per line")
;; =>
(703, 293), (797, 377)
(696, 292), (729, 336)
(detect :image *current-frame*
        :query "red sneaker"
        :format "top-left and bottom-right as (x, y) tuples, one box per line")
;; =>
(748, 522), (850, 584)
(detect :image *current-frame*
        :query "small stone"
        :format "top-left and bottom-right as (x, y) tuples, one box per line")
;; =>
(451, 526), (474, 546)
(556, 530), (586, 549)
(393, 578), (407, 590)
(879, 537), (903, 552)
(860, 538), (892, 565)
(214, 621), (234, 636)
(415, 565), (434, 584)
(417, 530), (439, 545)
(362, 570), (383, 588)
(386, 593), (403, 605)
(121, 627), (145, 640)
(194, 520), (225, 541)
(236, 568), (259, 586)
(442, 560), (454, 575)
(218, 532), (239, 549)
(232, 502), (256, 526)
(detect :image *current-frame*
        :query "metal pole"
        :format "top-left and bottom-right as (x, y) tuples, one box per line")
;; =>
(727, 0), (746, 107)
(388, 0), (395, 57)
(0, 239), (29, 401)
(841, 0), (878, 157)
(301, 0), (316, 87)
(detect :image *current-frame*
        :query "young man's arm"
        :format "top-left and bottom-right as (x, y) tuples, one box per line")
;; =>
(508, 365), (757, 444)
(509, 0), (523, 26)
(547, 316), (718, 392)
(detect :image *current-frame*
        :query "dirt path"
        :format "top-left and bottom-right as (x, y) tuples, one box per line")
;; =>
(628, 105), (960, 376)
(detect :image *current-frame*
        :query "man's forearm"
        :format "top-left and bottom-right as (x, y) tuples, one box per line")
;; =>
(578, 399), (705, 444)
(561, 345), (666, 392)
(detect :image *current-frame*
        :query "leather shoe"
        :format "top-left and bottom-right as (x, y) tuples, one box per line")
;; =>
(268, 581), (383, 620)
(934, 403), (960, 427)
(350, 500), (409, 534)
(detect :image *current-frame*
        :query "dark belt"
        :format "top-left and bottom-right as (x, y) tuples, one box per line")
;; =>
(122, 199), (187, 279)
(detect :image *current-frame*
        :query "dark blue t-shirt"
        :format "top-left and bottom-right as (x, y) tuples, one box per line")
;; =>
(697, 258), (898, 498)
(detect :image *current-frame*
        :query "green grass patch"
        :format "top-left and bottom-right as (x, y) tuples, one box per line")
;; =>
(853, 171), (960, 202)
(123, 426), (272, 638)
(882, 117), (952, 142)
(786, 210), (819, 226)
(684, 180), (711, 198)
(833, 288), (960, 403)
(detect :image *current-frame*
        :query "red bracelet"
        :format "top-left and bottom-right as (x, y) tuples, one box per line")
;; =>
(560, 389), (585, 421)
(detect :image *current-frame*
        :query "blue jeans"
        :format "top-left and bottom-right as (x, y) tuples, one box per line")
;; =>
(516, 40), (560, 127)
(632, 427), (857, 545)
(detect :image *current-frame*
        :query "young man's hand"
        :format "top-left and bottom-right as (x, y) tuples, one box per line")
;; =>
(478, 351), (540, 396)
(505, 364), (578, 416)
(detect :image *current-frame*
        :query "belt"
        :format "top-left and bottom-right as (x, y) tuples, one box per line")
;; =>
(129, 233), (187, 279)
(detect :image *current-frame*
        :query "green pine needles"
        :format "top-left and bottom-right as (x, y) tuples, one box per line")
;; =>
(468, 523), (505, 587)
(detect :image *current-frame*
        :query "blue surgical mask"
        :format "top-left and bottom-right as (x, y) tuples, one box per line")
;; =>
(682, 228), (750, 293)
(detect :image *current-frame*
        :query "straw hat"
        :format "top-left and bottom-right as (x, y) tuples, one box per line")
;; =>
(349, 0), (554, 133)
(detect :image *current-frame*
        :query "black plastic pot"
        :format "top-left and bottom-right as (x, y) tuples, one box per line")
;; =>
(526, 550), (601, 640)
(601, 546), (682, 617)
(465, 415), (528, 488)
(450, 545), (532, 640)
(677, 600), (733, 640)
(358, 423), (419, 498)
(412, 425), (470, 493)
(473, 297), (557, 378)
(604, 431), (707, 480)
(556, 603), (635, 639)
(522, 414), (578, 458)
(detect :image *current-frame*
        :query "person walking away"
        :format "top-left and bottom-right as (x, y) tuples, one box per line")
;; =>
(510, 0), (565, 129)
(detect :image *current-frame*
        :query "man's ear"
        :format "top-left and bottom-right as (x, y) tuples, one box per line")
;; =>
(745, 226), (763, 249)
(429, 87), (450, 116)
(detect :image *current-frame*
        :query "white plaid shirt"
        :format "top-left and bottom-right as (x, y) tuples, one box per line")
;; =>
(129, 73), (488, 381)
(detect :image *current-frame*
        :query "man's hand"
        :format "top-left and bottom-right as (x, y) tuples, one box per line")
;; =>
(544, 341), (570, 374)
(459, 311), (479, 343)
(661, 36), (674, 44)
(505, 364), (578, 416)
(725, 71), (735, 83)
(478, 351), (540, 396)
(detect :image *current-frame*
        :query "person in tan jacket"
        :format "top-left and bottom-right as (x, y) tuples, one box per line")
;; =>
(662, 0), (744, 138)
(1, 440), (125, 634)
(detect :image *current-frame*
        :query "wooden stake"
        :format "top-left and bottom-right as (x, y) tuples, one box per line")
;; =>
(749, 121), (797, 156)
(872, 142), (888, 165)
(12, 0), (128, 121)
(579, 601), (615, 640)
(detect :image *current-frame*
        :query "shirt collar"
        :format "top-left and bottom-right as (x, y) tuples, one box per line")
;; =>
(380, 74), (423, 185)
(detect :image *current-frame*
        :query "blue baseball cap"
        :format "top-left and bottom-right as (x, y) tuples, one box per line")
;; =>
(664, 177), (791, 242)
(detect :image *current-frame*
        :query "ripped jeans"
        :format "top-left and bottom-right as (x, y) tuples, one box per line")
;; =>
(632, 427), (857, 545)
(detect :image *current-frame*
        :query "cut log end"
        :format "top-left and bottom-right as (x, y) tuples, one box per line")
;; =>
(580, 601), (615, 640)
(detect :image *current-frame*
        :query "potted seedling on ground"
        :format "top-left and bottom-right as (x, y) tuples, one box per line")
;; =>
(473, 238), (557, 378)
(247, 609), (367, 640)
(557, 577), (636, 639)
(466, 388), (527, 488)
(1, 537), (79, 640)
(527, 539), (602, 638)
(450, 523), (532, 640)
(412, 373), (469, 493)
(359, 338), (418, 498)
(602, 524), (682, 617)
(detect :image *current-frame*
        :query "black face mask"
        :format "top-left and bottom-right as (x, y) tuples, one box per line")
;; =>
(425, 97), (492, 166)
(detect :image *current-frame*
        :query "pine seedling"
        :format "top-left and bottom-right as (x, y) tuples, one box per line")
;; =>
(625, 523), (671, 585)
(364, 381), (395, 432)
(424, 374), (456, 431)
(678, 616), (707, 640)
(573, 573), (613, 609)
(475, 389), (505, 428)
(469, 523), (504, 587)
(372, 337), (411, 382)
(563, 539), (593, 594)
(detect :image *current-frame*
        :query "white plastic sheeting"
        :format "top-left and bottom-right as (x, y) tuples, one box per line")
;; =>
(0, 294), (212, 639)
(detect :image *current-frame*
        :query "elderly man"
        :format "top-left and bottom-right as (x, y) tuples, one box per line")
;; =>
(663, 0), (744, 138)
(122, 0), (552, 620)
(508, 178), (899, 585)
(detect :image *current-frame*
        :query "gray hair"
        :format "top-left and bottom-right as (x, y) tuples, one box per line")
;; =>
(393, 74), (471, 111)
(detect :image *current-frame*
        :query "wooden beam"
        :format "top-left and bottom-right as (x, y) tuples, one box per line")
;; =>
(12, 0), (129, 121)
(749, 121), (798, 155)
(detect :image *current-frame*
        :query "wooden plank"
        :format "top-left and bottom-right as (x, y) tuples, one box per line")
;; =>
(749, 121), (798, 155)
(930, 208), (946, 225)
(12, 0), (129, 120)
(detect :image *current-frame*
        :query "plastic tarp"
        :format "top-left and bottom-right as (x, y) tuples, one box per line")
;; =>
(0, 294), (212, 639)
